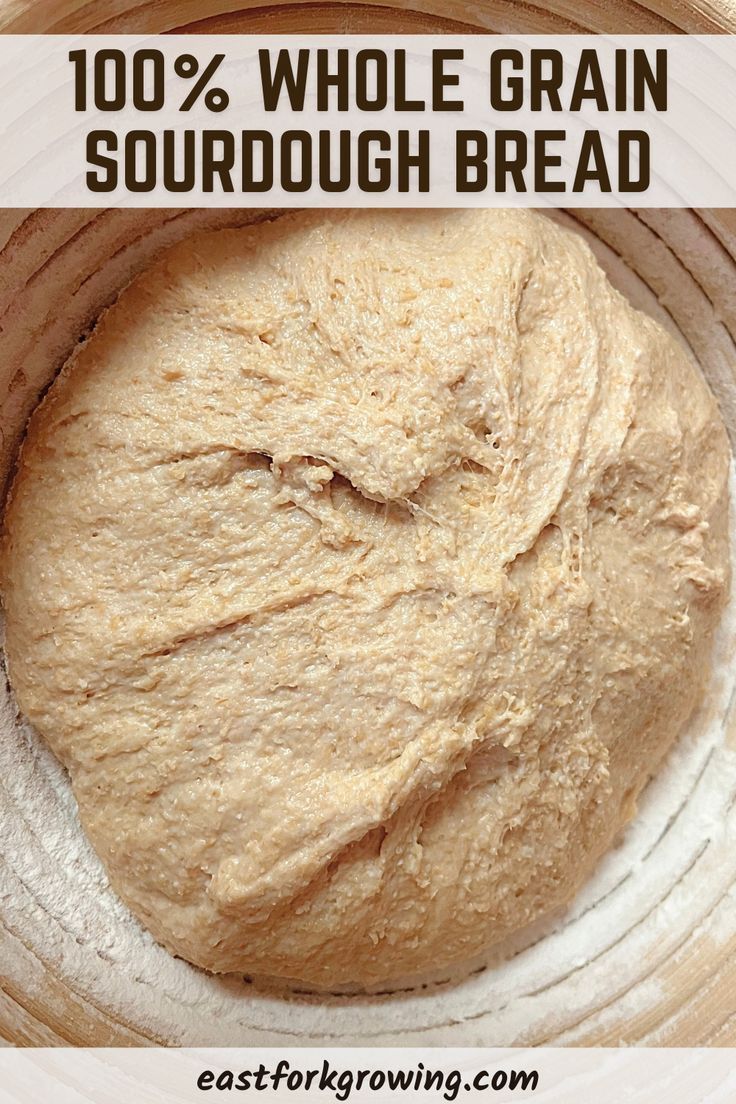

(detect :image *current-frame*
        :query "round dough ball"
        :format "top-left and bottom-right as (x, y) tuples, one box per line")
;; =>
(1, 210), (730, 987)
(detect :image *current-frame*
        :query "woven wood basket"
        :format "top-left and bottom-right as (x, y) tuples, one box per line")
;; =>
(0, 0), (735, 1048)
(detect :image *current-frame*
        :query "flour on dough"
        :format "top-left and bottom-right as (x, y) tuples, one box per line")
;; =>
(1, 210), (730, 986)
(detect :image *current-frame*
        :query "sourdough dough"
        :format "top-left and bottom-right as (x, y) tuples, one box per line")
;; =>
(1, 210), (730, 987)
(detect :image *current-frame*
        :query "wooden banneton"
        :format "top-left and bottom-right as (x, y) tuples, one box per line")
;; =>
(0, 0), (735, 1049)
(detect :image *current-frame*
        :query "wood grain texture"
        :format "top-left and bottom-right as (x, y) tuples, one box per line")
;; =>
(0, 0), (735, 1050)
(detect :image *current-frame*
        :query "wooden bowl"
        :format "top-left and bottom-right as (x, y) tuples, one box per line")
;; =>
(1, 0), (735, 1048)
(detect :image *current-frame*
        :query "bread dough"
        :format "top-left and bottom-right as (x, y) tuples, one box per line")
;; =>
(1, 210), (730, 987)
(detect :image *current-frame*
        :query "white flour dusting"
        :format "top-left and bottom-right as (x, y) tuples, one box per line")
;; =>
(0, 465), (734, 1047)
